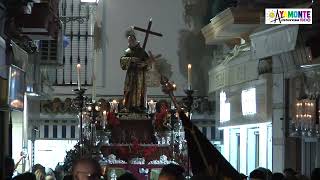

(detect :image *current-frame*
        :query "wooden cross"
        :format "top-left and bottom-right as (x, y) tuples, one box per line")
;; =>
(133, 18), (163, 50)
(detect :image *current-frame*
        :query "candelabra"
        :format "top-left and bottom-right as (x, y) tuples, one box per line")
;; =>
(72, 88), (87, 156)
(183, 89), (194, 179)
(160, 75), (192, 177)
(291, 98), (320, 138)
(183, 89), (194, 116)
(85, 100), (102, 149)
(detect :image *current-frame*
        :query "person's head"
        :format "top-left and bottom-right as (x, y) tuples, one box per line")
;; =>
(159, 163), (185, 180)
(62, 175), (73, 180)
(240, 173), (248, 180)
(311, 168), (320, 180)
(272, 173), (284, 180)
(45, 168), (56, 179)
(5, 156), (15, 178)
(127, 35), (137, 48)
(190, 175), (215, 180)
(72, 158), (102, 180)
(117, 172), (137, 180)
(295, 174), (309, 180)
(45, 175), (56, 180)
(32, 164), (45, 174)
(283, 168), (296, 178)
(249, 168), (267, 180)
(35, 169), (46, 180)
(12, 172), (36, 180)
(55, 165), (65, 180)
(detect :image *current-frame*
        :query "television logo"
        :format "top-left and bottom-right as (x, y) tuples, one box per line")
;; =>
(265, 8), (312, 24)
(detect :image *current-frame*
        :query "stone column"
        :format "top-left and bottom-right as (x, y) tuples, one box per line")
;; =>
(272, 55), (286, 172)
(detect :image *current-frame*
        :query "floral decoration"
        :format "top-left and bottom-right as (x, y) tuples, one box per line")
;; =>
(106, 112), (120, 128)
(154, 101), (171, 132)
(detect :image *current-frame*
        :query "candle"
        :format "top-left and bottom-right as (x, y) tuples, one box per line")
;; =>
(102, 110), (107, 128)
(187, 64), (192, 90)
(148, 100), (156, 114)
(111, 100), (119, 113)
(77, 64), (81, 89)
(103, 110), (107, 116)
(173, 83), (176, 90)
(92, 74), (96, 101)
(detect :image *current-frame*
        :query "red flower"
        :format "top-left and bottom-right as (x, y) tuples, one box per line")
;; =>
(154, 104), (169, 131)
(118, 146), (129, 158)
(107, 112), (120, 127)
(143, 146), (157, 159)
(131, 138), (141, 154)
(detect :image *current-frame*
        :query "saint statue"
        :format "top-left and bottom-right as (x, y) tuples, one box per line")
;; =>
(120, 29), (150, 112)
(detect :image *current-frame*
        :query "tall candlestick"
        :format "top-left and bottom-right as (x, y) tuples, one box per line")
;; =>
(77, 64), (81, 90)
(92, 74), (96, 101)
(92, 50), (97, 101)
(103, 110), (107, 128)
(187, 64), (192, 90)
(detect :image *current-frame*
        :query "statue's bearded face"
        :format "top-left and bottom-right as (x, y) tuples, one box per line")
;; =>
(128, 35), (137, 48)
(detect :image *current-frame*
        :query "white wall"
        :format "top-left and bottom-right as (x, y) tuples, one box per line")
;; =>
(31, 140), (77, 169)
(101, 0), (188, 96)
(12, 111), (23, 172)
(220, 123), (272, 175)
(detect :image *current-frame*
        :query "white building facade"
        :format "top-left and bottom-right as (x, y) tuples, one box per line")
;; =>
(208, 46), (273, 174)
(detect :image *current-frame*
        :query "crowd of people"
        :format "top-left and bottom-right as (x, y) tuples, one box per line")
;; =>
(4, 156), (320, 180)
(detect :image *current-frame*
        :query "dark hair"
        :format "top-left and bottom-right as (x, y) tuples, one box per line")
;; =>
(240, 173), (248, 179)
(72, 158), (102, 177)
(311, 168), (320, 180)
(283, 168), (296, 176)
(159, 163), (185, 180)
(5, 156), (14, 167)
(250, 169), (267, 180)
(190, 175), (215, 180)
(272, 172), (285, 180)
(12, 172), (36, 180)
(5, 156), (15, 177)
(62, 174), (73, 180)
(32, 164), (45, 174)
(117, 172), (137, 180)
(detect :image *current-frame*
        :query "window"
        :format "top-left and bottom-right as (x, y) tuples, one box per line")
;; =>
(247, 128), (259, 174)
(255, 131), (260, 168)
(71, 125), (76, 138)
(202, 127), (207, 137)
(220, 91), (230, 122)
(241, 88), (256, 115)
(53, 125), (57, 138)
(211, 126), (215, 140)
(236, 133), (241, 171)
(44, 125), (49, 138)
(62, 125), (66, 138)
(53, 0), (94, 86)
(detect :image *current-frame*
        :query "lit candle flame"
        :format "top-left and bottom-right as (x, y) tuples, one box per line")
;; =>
(187, 64), (192, 90)
(76, 64), (81, 89)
